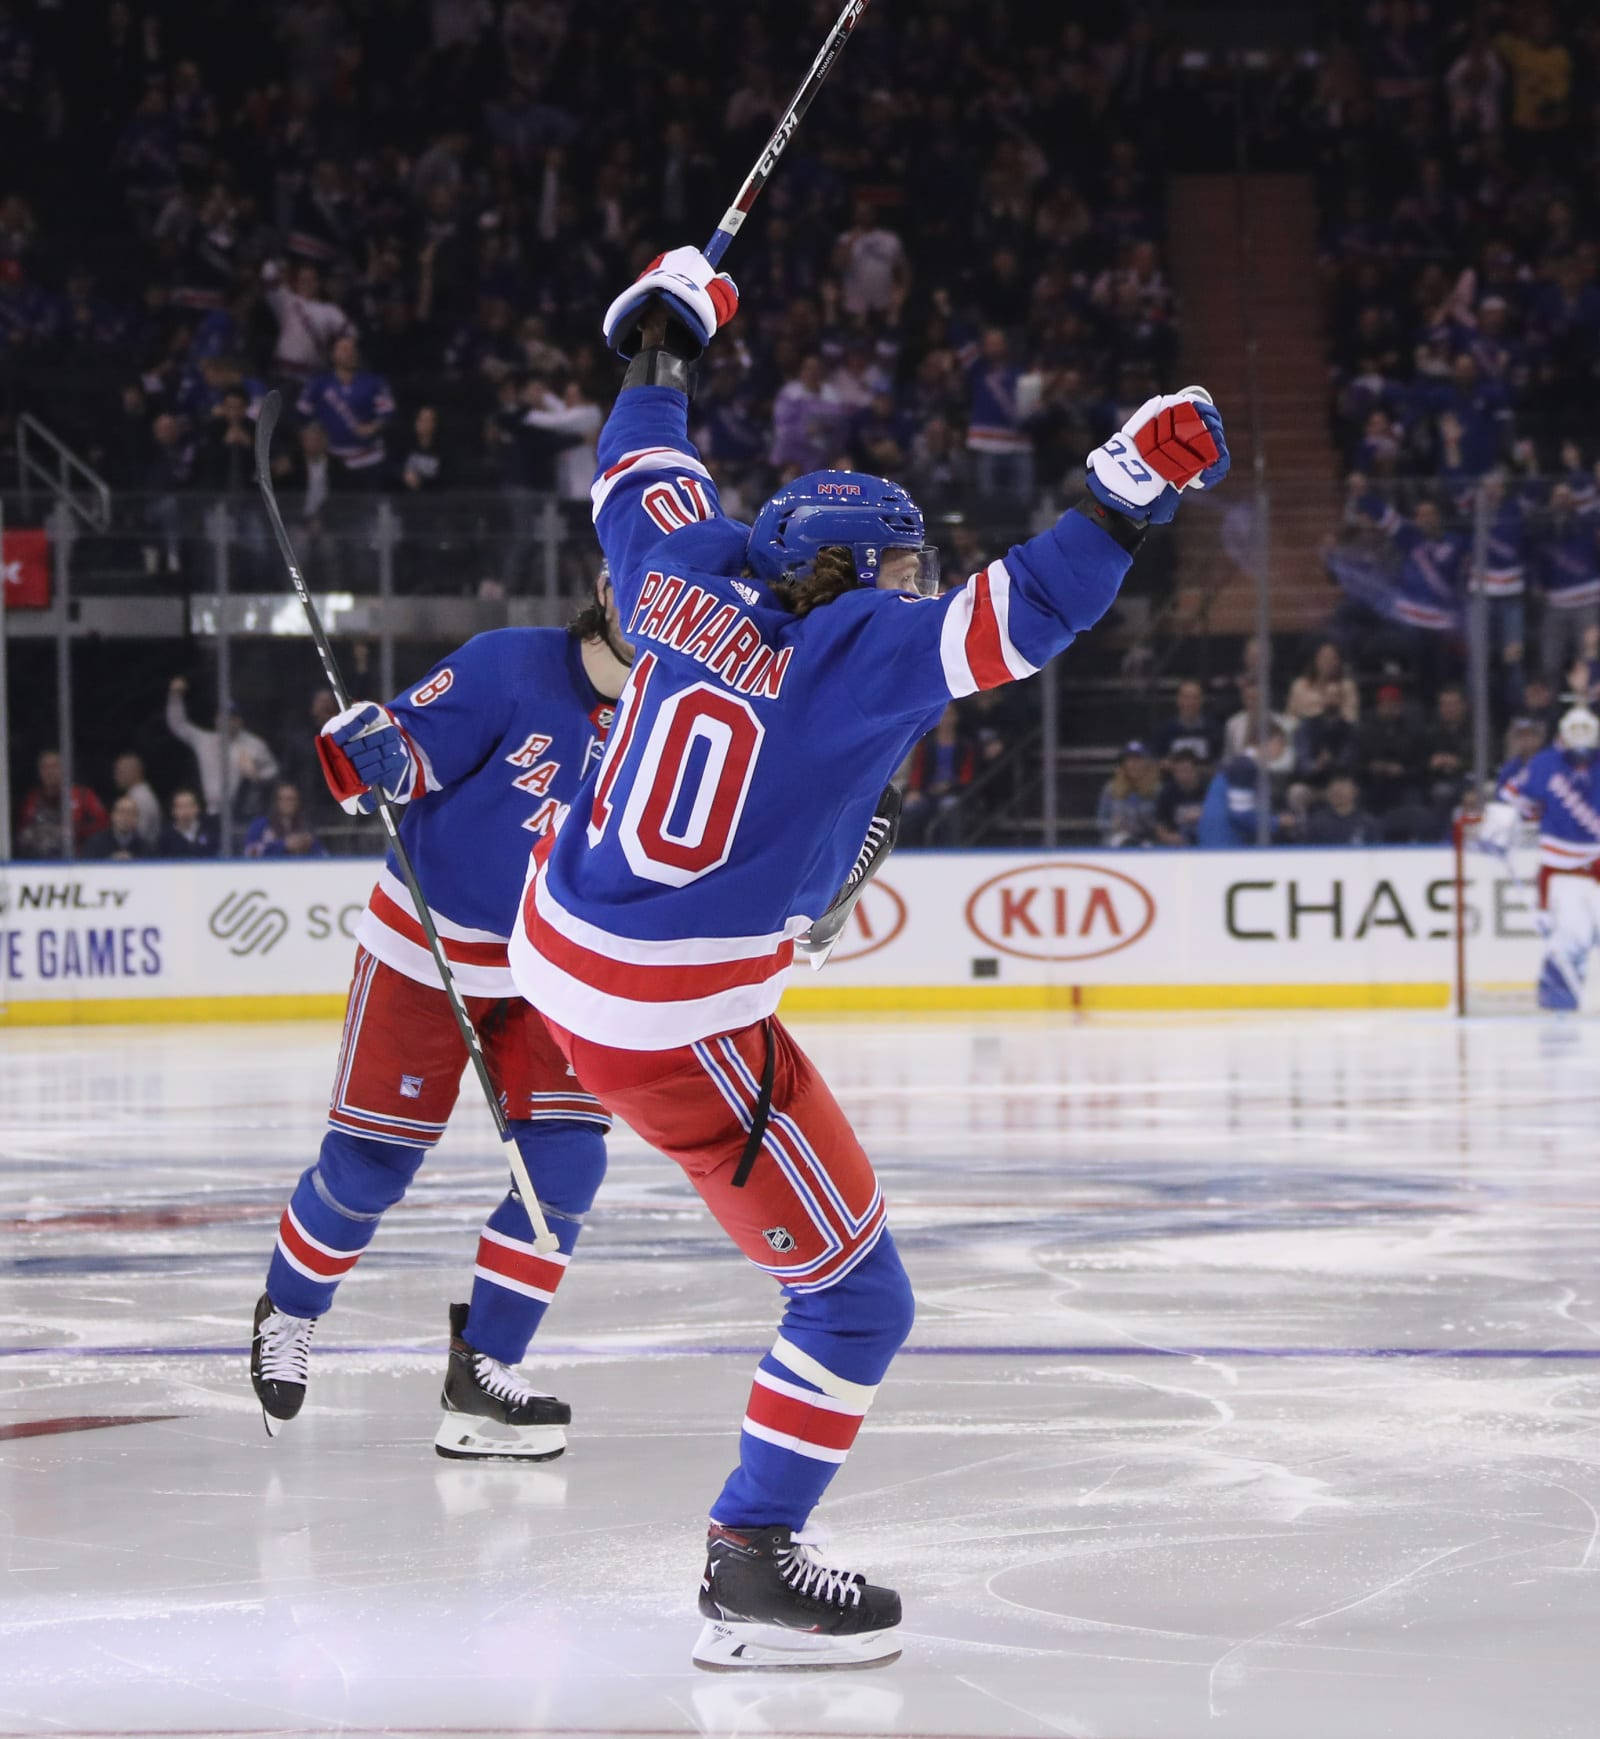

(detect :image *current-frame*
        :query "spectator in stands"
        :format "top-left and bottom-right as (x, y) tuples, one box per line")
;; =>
(1152, 679), (1220, 764)
(297, 335), (395, 487)
(1422, 685), (1473, 829)
(769, 355), (845, 475)
(83, 794), (153, 861)
(243, 783), (327, 858)
(1197, 727), (1295, 847)
(1535, 482), (1600, 684)
(1286, 642), (1360, 729)
(165, 676), (279, 821)
(965, 328), (1035, 504)
(156, 788), (219, 859)
(279, 688), (346, 835)
(396, 405), (445, 493)
(1096, 742), (1161, 848)
(1497, 716), (1546, 793)
(519, 377), (604, 509)
(1223, 678), (1295, 770)
(198, 385), (257, 494)
(111, 752), (161, 848)
(900, 706), (975, 847)
(16, 748), (108, 859)
(1153, 748), (1207, 846)
(1356, 681), (1425, 835)
(1303, 774), (1381, 846)
(262, 260), (353, 383)
(833, 197), (909, 322)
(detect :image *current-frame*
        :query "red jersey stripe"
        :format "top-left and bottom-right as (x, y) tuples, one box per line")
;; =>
(369, 886), (509, 966)
(523, 878), (793, 1003)
(963, 569), (1014, 690)
(474, 1236), (568, 1296)
(744, 1384), (866, 1454)
(277, 1210), (361, 1278)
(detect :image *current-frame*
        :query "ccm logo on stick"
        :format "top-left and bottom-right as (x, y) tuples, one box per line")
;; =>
(965, 861), (1155, 962)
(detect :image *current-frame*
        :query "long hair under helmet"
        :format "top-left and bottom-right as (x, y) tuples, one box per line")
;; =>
(747, 470), (940, 596)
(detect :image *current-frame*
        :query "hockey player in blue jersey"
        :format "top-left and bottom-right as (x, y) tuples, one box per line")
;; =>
(1480, 703), (1600, 1010)
(508, 247), (1230, 1668)
(250, 582), (632, 1456)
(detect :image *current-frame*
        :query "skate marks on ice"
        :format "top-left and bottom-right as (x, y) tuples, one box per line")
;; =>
(5, 1014), (1600, 1735)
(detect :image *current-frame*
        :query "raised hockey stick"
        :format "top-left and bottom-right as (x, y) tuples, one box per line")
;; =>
(702, 0), (871, 267)
(254, 391), (558, 1253)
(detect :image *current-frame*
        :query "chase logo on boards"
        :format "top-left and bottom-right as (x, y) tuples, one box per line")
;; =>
(208, 889), (290, 957)
(964, 860), (1156, 962)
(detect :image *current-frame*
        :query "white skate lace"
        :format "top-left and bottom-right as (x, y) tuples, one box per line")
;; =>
(841, 815), (892, 896)
(776, 1531), (864, 1608)
(257, 1309), (314, 1383)
(470, 1353), (548, 1407)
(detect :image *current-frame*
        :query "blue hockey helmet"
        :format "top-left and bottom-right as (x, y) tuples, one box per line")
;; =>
(747, 471), (940, 595)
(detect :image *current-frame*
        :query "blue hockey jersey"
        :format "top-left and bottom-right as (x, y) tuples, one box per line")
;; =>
(512, 383), (1133, 1050)
(354, 628), (613, 996)
(1501, 744), (1600, 877)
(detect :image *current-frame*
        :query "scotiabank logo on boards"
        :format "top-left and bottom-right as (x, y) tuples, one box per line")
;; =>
(826, 878), (907, 963)
(965, 860), (1156, 961)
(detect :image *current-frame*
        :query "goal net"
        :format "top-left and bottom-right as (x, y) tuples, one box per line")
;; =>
(1453, 813), (1598, 1014)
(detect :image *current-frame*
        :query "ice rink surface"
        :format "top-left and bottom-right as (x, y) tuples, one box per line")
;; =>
(5, 1011), (1600, 1739)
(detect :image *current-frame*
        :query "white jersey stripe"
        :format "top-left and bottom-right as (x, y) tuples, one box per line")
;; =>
(590, 446), (712, 517)
(751, 1368), (869, 1418)
(938, 581), (979, 699)
(532, 859), (807, 966)
(986, 560), (1039, 681)
(770, 1335), (880, 1410)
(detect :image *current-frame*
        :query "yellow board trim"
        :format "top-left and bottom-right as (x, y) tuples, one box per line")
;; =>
(2, 982), (1451, 1027)
(780, 982), (1451, 1014)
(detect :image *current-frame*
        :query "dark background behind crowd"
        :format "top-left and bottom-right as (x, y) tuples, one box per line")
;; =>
(4, 0), (1600, 857)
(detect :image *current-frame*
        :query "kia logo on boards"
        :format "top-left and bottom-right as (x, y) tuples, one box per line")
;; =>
(964, 860), (1156, 962)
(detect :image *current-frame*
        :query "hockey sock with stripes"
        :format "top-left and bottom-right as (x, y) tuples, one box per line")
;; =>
(463, 1119), (606, 1366)
(264, 1133), (422, 1319)
(711, 1230), (915, 1531)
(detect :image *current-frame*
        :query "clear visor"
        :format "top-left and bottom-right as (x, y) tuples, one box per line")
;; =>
(878, 545), (941, 597)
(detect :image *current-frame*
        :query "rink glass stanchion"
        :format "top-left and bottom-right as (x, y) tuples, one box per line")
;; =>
(252, 389), (558, 1254)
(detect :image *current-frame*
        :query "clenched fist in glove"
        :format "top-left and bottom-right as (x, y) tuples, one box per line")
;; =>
(602, 245), (739, 359)
(315, 702), (431, 816)
(1087, 387), (1229, 526)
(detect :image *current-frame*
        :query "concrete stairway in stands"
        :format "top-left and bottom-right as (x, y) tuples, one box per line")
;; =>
(1167, 173), (1344, 637)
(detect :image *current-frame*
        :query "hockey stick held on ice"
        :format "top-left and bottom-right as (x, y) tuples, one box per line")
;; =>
(253, 390), (559, 1254)
(702, 0), (871, 267)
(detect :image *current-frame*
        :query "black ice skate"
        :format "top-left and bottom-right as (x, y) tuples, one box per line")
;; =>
(693, 1523), (902, 1671)
(250, 1290), (315, 1437)
(432, 1302), (569, 1462)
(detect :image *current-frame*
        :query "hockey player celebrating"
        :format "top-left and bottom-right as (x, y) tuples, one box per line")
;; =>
(509, 248), (1229, 1668)
(1480, 703), (1600, 1010)
(250, 584), (630, 1458)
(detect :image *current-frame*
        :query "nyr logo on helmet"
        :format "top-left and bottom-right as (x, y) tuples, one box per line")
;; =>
(816, 481), (863, 497)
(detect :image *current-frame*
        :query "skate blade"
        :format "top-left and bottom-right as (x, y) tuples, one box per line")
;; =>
(260, 1406), (281, 1439)
(433, 1415), (566, 1462)
(691, 1618), (901, 1673)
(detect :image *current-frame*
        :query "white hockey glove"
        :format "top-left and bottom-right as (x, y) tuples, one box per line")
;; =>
(1474, 800), (1521, 855)
(602, 245), (739, 359)
(316, 702), (429, 816)
(1086, 386), (1229, 525)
